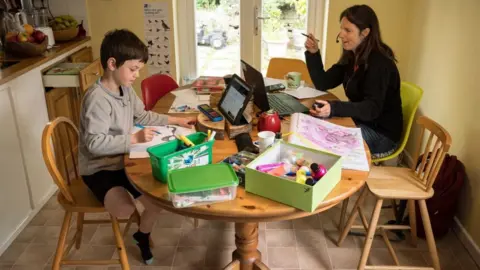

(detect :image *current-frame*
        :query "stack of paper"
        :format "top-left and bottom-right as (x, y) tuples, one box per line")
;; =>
(169, 89), (210, 113)
(129, 125), (194, 158)
(288, 113), (370, 171)
(283, 86), (327, 99)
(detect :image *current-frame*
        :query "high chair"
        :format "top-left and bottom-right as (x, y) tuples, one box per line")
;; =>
(337, 116), (451, 270)
(266, 57), (313, 86)
(42, 117), (148, 270)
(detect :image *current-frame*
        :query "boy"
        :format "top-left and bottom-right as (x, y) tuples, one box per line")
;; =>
(78, 29), (195, 264)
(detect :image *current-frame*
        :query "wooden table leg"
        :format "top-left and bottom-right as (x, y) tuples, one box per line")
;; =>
(230, 222), (268, 270)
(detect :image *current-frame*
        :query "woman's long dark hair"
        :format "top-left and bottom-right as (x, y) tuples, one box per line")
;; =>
(338, 5), (396, 66)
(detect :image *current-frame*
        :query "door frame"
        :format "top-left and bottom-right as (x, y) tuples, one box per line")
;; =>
(175, 0), (327, 82)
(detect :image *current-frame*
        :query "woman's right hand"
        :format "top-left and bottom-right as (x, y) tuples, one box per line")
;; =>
(305, 33), (319, 54)
(131, 127), (156, 144)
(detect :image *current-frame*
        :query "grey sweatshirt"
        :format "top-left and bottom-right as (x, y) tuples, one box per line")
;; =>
(78, 81), (168, 175)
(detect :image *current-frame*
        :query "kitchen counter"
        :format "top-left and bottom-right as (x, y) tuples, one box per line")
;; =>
(0, 36), (91, 85)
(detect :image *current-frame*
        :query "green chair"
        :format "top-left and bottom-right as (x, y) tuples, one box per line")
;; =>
(372, 81), (424, 163)
(338, 82), (423, 231)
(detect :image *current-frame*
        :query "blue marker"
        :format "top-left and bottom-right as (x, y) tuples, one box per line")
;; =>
(134, 124), (161, 135)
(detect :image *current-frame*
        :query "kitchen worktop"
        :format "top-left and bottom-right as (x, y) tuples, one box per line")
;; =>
(0, 36), (91, 85)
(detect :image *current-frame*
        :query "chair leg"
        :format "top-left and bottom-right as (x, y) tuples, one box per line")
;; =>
(337, 187), (368, 246)
(407, 200), (417, 247)
(52, 211), (73, 270)
(111, 215), (130, 270)
(338, 197), (349, 231)
(123, 213), (135, 238)
(391, 199), (398, 219)
(75, 213), (84, 249)
(419, 199), (440, 270)
(194, 218), (199, 228)
(358, 199), (383, 270)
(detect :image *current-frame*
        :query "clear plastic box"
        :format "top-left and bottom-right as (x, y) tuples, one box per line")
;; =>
(167, 163), (239, 208)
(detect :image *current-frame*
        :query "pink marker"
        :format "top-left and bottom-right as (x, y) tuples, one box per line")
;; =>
(256, 162), (284, 173)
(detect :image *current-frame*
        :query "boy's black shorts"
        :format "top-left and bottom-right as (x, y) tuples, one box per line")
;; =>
(82, 169), (142, 204)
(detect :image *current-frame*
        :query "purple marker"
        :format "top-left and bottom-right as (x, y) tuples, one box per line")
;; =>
(256, 162), (284, 173)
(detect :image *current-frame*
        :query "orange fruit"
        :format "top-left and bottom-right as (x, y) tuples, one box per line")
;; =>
(23, 24), (34, 35)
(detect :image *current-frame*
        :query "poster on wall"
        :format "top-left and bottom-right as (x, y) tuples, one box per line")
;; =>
(143, 2), (172, 76)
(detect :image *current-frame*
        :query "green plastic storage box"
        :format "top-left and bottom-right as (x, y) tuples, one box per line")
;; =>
(245, 141), (342, 212)
(147, 132), (213, 183)
(167, 163), (239, 208)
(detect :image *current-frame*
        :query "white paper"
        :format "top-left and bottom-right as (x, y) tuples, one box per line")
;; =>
(264, 77), (285, 86)
(282, 86), (327, 99)
(129, 125), (194, 158)
(288, 113), (370, 171)
(144, 2), (172, 76)
(168, 89), (210, 113)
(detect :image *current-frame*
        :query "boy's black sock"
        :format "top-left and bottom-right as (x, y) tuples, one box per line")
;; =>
(133, 231), (153, 265)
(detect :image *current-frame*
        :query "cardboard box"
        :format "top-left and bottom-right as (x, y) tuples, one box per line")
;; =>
(245, 141), (342, 212)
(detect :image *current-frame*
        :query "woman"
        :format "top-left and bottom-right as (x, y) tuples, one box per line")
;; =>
(306, 5), (403, 158)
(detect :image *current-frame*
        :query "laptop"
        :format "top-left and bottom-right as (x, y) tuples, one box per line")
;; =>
(240, 60), (309, 116)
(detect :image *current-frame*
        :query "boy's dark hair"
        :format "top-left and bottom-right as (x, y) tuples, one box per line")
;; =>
(100, 29), (149, 69)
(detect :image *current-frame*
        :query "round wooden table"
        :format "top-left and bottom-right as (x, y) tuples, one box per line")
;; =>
(125, 89), (371, 270)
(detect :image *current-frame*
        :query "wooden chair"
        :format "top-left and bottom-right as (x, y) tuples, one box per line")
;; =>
(337, 116), (452, 270)
(266, 57), (313, 86)
(42, 117), (143, 270)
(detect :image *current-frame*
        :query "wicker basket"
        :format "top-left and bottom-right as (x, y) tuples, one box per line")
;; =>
(53, 27), (79, 42)
(5, 37), (48, 57)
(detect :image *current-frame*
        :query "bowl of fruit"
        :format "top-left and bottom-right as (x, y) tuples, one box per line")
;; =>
(5, 25), (48, 57)
(50, 15), (79, 42)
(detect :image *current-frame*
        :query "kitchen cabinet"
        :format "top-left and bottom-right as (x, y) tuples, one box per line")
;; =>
(69, 47), (94, 63)
(0, 86), (34, 249)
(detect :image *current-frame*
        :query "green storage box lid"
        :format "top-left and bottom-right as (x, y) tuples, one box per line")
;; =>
(167, 163), (239, 193)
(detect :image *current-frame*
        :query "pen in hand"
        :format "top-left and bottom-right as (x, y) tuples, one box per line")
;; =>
(134, 124), (161, 135)
(301, 33), (319, 42)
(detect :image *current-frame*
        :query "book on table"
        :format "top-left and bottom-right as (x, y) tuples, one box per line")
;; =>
(191, 76), (225, 94)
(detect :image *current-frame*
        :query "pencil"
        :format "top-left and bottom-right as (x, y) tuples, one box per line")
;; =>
(301, 33), (319, 42)
(134, 124), (161, 135)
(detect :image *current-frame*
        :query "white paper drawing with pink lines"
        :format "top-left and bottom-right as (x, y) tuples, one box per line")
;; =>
(288, 113), (370, 171)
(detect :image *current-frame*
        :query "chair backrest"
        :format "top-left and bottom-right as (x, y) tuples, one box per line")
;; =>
(411, 116), (452, 191)
(41, 117), (80, 204)
(141, 74), (179, 111)
(266, 58), (313, 86)
(399, 82), (424, 149)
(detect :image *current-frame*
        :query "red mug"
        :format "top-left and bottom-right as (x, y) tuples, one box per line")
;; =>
(257, 110), (281, 133)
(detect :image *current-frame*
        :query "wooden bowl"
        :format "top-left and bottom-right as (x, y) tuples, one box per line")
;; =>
(53, 27), (78, 42)
(5, 37), (48, 57)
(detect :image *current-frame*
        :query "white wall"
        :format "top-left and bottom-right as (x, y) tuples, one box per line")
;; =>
(34, 0), (89, 35)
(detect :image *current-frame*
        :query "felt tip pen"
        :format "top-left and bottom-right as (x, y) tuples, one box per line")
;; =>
(134, 124), (161, 135)
(209, 131), (216, 141)
(179, 135), (195, 147)
(301, 33), (319, 42)
(256, 162), (284, 172)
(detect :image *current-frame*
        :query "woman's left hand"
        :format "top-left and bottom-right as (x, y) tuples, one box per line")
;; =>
(170, 116), (197, 128)
(309, 100), (331, 118)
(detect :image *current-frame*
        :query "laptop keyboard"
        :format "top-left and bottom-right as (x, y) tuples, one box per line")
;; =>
(268, 95), (294, 114)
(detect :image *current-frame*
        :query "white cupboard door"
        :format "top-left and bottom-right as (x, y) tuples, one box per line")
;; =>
(0, 86), (32, 248)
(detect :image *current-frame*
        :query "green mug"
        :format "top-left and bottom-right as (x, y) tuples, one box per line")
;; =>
(285, 72), (302, 89)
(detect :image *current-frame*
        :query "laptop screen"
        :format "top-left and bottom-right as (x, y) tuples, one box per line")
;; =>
(241, 60), (270, 112)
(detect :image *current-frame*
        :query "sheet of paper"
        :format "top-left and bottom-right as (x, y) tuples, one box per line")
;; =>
(288, 113), (370, 171)
(129, 125), (194, 159)
(282, 86), (327, 99)
(264, 77), (285, 86)
(168, 90), (210, 113)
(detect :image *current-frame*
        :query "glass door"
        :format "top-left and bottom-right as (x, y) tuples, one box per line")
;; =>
(177, 0), (324, 80)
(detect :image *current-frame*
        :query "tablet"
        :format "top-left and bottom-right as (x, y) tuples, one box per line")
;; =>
(218, 74), (253, 125)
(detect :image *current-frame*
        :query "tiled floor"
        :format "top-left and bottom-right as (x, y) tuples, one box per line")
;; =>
(1, 192), (478, 270)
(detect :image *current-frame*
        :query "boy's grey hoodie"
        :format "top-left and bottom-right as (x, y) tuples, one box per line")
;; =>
(79, 81), (168, 176)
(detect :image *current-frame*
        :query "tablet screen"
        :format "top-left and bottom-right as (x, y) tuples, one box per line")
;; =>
(219, 75), (250, 124)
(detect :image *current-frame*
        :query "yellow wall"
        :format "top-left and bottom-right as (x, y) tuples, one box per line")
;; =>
(323, 0), (412, 100)
(403, 0), (480, 245)
(85, 0), (176, 97)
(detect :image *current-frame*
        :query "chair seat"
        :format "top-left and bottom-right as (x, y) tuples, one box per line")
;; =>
(57, 178), (105, 212)
(367, 166), (434, 200)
